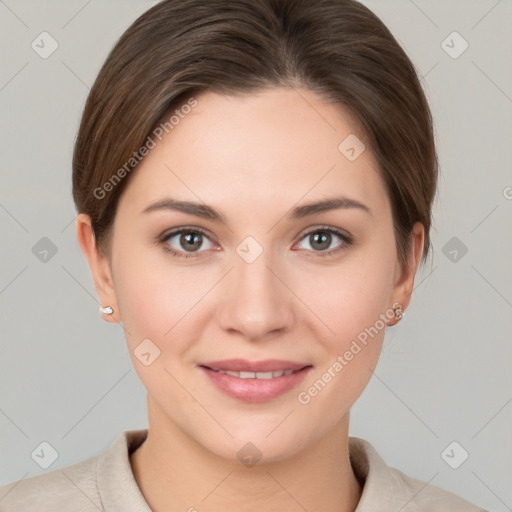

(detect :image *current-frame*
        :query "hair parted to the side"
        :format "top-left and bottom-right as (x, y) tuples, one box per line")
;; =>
(72, 0), (438, 270)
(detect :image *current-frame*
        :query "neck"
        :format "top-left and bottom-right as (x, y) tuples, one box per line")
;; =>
(130, 400), (362, 512)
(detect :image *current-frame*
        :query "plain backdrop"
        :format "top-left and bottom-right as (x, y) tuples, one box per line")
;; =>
(1, 1), (511, 510)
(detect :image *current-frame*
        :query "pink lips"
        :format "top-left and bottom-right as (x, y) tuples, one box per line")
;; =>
(199, 358), (313, 403)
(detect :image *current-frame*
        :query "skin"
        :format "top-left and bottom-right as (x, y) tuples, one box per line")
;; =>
(77, 87), (424, 512)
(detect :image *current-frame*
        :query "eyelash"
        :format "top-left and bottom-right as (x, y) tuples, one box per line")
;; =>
(158, 226), (353, 259)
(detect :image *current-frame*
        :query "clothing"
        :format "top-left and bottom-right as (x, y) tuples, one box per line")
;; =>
(0, 429), (487, 511)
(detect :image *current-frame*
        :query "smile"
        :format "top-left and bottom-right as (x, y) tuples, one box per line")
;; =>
(207, 368), (297, 379)
(198, 359), (313, 402)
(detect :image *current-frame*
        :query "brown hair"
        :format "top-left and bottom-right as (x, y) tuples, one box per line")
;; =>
(72, 0), (437, 270)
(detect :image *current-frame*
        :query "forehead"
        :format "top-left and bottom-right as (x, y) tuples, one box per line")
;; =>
(118, 87), (389, 219)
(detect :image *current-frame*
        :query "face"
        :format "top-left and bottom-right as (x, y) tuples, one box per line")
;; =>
(83, 87), (421, 463)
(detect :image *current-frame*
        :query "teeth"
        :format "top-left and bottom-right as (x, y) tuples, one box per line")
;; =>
(214, 369), (297, 379)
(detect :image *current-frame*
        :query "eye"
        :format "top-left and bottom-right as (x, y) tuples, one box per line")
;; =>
(159, 227), (215, 258)
(295, 226), (352, 257)
(159, 225), (352, 260)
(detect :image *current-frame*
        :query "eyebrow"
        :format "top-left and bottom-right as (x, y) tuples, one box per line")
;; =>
(142, 196), (372, 222)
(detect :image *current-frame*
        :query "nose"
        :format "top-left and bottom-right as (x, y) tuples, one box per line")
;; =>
(217, 246), (296, 342)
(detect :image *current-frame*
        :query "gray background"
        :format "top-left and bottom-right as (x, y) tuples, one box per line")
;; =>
(1, 0), (511, 510)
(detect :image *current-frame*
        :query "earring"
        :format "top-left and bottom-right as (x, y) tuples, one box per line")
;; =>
(99, 305), (114, 315)
(393, 305), (404, 321)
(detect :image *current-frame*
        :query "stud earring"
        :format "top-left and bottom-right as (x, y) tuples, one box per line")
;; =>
(99, 305), (114, 315)
(393, 305), (404, 321)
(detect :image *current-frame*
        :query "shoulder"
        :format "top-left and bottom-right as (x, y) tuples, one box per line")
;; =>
(349, 437), (489, 512)
(0, 454), (101, 511)
(0, 429), (149, 512)
(386, 464), (488, 511)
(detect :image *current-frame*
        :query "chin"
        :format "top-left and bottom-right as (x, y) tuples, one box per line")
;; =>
(209, 435), (309, 466)
(192, 415), (318, 466)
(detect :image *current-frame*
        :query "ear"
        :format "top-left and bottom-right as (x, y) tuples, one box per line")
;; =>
(387, 222), (425, 326)
(76, 213), (119, 324)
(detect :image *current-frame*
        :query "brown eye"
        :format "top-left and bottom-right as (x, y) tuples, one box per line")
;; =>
(296, 227), (352, 257)
(179, 232), (203, 251)
(309, 230), (333, 251)
(161, 228), (214, 257)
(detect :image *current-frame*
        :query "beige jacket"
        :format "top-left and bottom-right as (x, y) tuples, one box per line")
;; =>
(0, 429), (488, 511)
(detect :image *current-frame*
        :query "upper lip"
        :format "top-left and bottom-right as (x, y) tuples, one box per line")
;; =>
(200, 359), (311, 372)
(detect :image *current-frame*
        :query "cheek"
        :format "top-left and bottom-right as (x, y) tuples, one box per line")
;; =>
(111, 250), (212, 401)
(293, 241), (395, 397)
(296, 249), (394, 346)
(294, 265), (393, 418)
(112, 245), (215, 355)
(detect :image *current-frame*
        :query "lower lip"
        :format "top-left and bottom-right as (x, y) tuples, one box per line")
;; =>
(200, 366), (312, 403)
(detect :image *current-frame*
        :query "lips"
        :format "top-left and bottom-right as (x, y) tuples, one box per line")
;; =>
(199, 359), (313, 402)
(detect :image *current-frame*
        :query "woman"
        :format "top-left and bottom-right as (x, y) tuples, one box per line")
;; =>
(0, 0), (488, 510)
